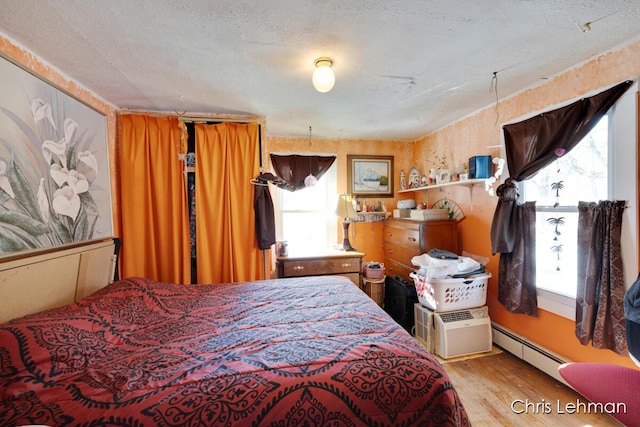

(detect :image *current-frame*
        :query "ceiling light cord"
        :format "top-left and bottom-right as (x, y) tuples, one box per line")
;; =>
(489, 71), (500, 126)
(304, 126), (318, 187)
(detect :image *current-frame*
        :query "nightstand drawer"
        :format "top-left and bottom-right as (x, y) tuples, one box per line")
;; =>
(281, 257), (361, 277)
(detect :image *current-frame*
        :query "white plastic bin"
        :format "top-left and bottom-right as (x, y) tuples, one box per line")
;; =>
(410, 272), (491, 312)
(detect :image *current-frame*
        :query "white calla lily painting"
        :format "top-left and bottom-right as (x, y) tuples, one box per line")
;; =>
(0, 57), (112, 255)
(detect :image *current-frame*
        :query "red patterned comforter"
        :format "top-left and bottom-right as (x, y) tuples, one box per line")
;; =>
(0, 276), (469, 426)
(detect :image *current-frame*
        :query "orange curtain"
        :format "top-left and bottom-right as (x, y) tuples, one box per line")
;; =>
(195, 122), (262, 283)
(119, 115), (190, 283)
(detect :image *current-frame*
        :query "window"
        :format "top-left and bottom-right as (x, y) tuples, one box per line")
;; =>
(273, 161), (337, 252)
(518, 82), (638, 320)
(522, 116), (609, 298)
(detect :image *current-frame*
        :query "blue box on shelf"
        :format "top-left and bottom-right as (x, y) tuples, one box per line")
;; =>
(469, 155), (492, 179)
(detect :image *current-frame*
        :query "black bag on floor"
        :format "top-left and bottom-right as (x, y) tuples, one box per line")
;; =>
(384, 275), (419, 333)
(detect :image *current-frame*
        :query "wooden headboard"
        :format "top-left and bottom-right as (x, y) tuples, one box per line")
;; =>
(0, 239), (117, 323)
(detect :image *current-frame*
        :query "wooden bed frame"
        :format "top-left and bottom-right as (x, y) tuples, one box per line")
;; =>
(0, 238), (117, 323)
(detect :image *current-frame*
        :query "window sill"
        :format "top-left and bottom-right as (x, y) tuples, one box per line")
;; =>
(537, 287), (575, 320)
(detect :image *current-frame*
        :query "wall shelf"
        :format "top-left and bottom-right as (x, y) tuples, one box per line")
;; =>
(398, 178), (487, 209)
(398, 178), (486, 193)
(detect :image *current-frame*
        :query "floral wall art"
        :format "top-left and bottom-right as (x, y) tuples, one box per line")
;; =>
(0, 56), (112, 255)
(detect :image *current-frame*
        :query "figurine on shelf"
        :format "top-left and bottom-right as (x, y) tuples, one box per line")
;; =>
(429, 169), (437, 185)
(400, 169), (407, 190)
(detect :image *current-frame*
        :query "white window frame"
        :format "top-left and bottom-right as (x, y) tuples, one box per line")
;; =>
(504, 81), (638, 320)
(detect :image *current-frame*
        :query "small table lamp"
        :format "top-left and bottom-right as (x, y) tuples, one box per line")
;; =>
(335, 194), (358, 251)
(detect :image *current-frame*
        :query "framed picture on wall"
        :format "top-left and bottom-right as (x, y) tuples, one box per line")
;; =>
(0, 55), (112, 257)
(347, 155), (394, 197)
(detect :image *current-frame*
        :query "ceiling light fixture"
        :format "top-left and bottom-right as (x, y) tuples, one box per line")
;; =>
(312, 57), (335, 93)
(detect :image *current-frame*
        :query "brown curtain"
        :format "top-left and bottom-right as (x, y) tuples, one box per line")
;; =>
(119, 115), (191, 283)
(498, 201), (538, 316)
(490, 81), (632, 316)
(576, 201), (627, 354)
(195, 122), (262, 283)
(492, 80), (632, 254)
(270, 154), (336, 191)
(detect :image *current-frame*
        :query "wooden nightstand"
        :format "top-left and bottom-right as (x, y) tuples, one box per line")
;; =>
(276, 250), (365, 286)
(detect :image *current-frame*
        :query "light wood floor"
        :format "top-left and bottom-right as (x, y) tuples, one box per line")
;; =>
(442, 350), (623, 426)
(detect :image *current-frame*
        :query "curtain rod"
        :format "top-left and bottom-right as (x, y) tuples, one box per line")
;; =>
(181, 117), (258, 124)
(119, 109), (263, 124)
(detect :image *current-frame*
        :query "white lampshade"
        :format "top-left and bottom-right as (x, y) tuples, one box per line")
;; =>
(335, 194), (357, 220)
(312, 58), (335, 93)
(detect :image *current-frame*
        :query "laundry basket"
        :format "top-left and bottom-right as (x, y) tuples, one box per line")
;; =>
(410, 272), (491, 312)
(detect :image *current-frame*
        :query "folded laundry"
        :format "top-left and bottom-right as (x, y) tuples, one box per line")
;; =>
(427, 248), (459, 259)
(411, 253), (482, 279)
(450, 265), (486, 278)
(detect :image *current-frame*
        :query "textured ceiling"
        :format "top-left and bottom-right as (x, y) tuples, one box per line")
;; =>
(0, 0), (639, 141)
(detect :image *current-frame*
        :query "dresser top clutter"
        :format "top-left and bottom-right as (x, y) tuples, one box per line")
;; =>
(276, 249), (366, 262)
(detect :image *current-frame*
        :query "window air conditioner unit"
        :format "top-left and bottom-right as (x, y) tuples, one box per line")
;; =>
(427, 305), (492, 359)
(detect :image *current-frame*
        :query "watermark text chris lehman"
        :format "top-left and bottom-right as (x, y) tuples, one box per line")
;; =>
(511, 398), (626, 415)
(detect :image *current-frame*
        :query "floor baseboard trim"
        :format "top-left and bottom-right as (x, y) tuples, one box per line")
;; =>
(492, 322), (570, 384)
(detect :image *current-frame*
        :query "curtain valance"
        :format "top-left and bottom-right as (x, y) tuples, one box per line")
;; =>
(491, 80), (633, 255)
(270, 154), (337, 191)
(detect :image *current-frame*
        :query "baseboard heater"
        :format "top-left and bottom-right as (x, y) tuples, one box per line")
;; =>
(491, 323), (569, 384)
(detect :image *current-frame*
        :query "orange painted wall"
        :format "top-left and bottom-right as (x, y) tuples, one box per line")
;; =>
(0, 34), (121, 237)
(414, 39), (640, 369)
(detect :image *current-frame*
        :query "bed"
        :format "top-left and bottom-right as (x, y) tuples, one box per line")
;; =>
(0, 275), (469, 426)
